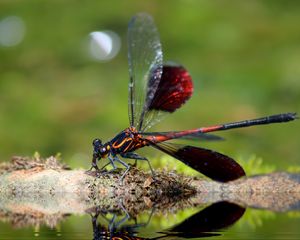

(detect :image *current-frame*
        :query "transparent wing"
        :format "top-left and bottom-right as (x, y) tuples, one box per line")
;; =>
(127, 13), (163, 129)
(128, 14), (194, 132)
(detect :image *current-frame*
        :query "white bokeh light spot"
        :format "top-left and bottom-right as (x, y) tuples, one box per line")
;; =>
(0, 16), (26, 47)
(89, 31), (121, 61)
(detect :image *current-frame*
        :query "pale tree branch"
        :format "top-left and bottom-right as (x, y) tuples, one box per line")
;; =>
(0, 155), (300, 228)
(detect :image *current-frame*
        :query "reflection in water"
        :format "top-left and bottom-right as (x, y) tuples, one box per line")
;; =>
(1, 159), (300, 239)
(91, 208), (152, 240)
(164, 201), (245, 238)
(1, 191), (300, 239)
(90, 201), (245, 239)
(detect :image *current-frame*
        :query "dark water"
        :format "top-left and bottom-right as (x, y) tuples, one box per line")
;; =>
(1, 201), (300, 240)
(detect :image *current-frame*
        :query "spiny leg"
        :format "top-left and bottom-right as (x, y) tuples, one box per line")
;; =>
(133, 159), (138, 167)
(100, 156), (117, 171)
(110, 157), (117, 170)
(89, 155), (100, 171)
(100, 161), (111, 171)
(121, 152), (155, 176)
(113, 156), (131, 181)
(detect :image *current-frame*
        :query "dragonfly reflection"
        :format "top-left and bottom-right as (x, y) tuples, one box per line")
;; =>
(90, 201), (245, 240)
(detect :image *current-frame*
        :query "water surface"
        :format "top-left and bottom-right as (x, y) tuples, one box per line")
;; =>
(1, 199), (300, 240)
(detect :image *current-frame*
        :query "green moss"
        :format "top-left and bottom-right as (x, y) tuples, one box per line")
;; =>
(237, 155), (276, 175)
(287, 165), (300, 173)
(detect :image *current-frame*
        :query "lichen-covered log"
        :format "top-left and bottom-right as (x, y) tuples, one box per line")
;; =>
(0, 155), (300, 218)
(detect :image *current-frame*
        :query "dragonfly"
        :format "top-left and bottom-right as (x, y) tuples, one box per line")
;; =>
(90, 13), (297, 182)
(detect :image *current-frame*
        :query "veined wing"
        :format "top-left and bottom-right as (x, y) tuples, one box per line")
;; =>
(142, 63), (193, 131)
(127, 13), (163, 130)
(128, 14), (193, 132)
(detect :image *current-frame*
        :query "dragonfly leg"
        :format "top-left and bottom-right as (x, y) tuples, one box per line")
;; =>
(110, 157), (117, 170)
(113, 156), (131, 181)
(100, 161), (111, 170)
(88, 155), (100, 171)
(100, 156), (117, 171)
(121, 152), (155, 176)
(133, 159), (138, 167)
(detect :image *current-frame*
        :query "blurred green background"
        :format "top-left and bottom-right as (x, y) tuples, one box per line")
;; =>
(1, 1), (300, 239)
(0, 0), (299, 172)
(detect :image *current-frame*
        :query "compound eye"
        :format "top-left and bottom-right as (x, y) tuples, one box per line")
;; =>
(93, 138), (102, 147)
(100, 147), (107, 154)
